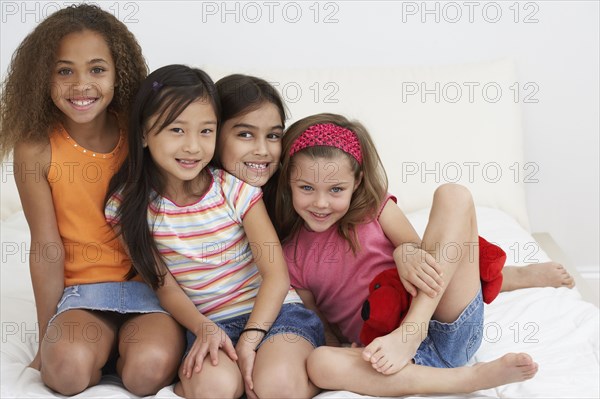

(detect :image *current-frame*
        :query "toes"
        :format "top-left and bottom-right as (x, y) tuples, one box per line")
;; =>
(363, 339), (382, 361)
(524, 362), (539, 378)
(515, 353), (533, 366)
(370, 351), (384, 365)
(382, 363), (399, 375)
(374, 359), (392, 374)
(374, 355), (388, 368)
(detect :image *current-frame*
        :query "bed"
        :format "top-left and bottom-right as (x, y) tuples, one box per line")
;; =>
(1, 59), (599, 398)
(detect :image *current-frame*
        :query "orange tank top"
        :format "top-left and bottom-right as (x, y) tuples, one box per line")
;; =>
(47, 126), (134, 286)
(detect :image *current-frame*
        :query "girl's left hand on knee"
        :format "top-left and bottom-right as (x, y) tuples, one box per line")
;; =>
(235, 341), (257, 397)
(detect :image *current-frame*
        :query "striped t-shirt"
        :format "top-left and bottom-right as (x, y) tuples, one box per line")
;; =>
(106, 166), (301, 321)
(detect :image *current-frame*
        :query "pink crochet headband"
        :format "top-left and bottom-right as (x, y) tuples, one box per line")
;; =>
(289, 123), (363, 164)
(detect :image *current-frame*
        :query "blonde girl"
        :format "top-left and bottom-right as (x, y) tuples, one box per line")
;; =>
(0, 4), (183, 396)
(274, 113), (539, 396)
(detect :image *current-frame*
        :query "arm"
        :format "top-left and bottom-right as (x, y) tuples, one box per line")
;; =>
(379, 200), (444, 297)
(13, 141), (65, 370)
(238, 198), (290, 391)
(241, 199), (290, 333)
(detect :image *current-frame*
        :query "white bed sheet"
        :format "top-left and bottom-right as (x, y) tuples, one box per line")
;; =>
(1, 207), (599, 398)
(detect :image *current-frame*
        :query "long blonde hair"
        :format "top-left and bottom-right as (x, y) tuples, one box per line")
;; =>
(275, 113), (388, 254)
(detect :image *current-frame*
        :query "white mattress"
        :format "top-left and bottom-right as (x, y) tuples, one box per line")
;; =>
(1, 207), (598, 398)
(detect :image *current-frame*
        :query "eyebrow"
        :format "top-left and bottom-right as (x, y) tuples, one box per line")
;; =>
(171, 119), (218, 126)
(294, 178), (351, 185)
(233, 122), (284, 130)
(55, 58), (110, 65)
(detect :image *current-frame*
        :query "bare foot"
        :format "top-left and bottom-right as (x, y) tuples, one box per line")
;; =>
(501, 262), (575, 292)
(362, 328), (422, 375)
(471, 353), (538, 390)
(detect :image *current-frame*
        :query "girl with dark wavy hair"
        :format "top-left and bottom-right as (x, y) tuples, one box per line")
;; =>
(1, 4), (183, 396)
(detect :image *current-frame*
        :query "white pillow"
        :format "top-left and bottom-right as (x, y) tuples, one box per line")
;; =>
(0, 211), (33, 299)
(1, 154), (23, 221)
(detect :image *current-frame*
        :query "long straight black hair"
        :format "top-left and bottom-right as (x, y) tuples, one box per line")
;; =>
(106, 64), (220, 289)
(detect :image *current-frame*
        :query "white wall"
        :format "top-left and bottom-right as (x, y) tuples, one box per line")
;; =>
(1, 0), (598, 270)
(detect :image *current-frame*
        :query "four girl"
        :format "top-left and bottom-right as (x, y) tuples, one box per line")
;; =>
(1, 4), (574, 397)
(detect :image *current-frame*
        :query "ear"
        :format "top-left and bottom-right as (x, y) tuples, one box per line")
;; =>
(354, 171), (364, 192)
(142, 135), (148, 148)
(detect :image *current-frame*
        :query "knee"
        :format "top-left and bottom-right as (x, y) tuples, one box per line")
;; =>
(433, 183), (474, 211)
(307, 347), (341, 389)
(179, 370), (243, 399)
(253, 363), (310, 399)
(121, 346), (180, 396)
(41, 343), (96, 395)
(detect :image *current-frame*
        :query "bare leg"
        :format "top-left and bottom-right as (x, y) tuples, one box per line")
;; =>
(40, 310), (116, 395)
(174, 349), (244, 399)
(309, 346), (538, 397)
(253, 334), (319, 399)
(501, 262), (575, 291)
(364, 184), (482, 374)
(117, 313), (185, 396)
(421, 183), (481, 322)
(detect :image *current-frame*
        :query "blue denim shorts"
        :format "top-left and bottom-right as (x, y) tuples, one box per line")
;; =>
(50, 281), (168, 324)
(413, 289), (484, 368)
(186, 303), (325, 353)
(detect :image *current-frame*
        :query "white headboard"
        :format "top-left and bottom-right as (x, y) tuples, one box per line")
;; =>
(206, 58), (530, 230)
(1, 58), (529, 230)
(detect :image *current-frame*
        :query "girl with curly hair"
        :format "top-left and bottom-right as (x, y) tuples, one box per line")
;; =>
(0, 4), (184, 396)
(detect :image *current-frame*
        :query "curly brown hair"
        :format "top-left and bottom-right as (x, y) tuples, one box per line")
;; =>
(275, 113), (389, 254)
(0, 3), (147, 160)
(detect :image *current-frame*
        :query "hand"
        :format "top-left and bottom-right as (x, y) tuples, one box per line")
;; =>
(28, 351), (41, 371)
(394, 244), (444, 298)
(182, 322), (237, 379)
(235, 339), (258, 399)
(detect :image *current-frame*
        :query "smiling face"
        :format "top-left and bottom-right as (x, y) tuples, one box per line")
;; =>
(50, 29), (116, 130)
(290, 152), (361, 233)
(144, 100), (218, 197)
(216, 102), (284, 187)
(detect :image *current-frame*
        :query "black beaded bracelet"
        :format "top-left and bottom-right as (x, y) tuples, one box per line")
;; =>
(240, 327), (268, 335)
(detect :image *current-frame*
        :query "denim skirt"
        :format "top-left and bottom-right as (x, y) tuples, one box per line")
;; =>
(50, 281), (167, 324)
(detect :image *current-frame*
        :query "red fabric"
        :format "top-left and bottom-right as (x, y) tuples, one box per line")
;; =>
(360, 236), (506, 345)
(359, 269), (412, 345)
(478, 236), (505, 304)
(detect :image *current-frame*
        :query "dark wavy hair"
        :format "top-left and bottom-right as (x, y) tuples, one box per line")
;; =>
(0, 3), (147, 160)
(106, 64), (220, 289)
(275, 113), (388, 254)
(214, 74), (287, 218)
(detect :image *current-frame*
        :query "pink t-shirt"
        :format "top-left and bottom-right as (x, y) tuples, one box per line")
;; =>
(284, 195), (396, 344)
